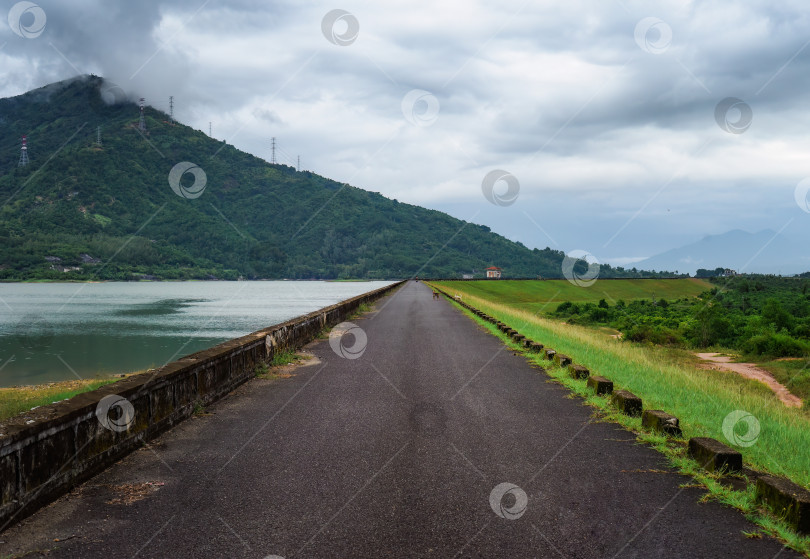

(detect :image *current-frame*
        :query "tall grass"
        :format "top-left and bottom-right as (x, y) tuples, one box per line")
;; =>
(444, 288), (810, 490)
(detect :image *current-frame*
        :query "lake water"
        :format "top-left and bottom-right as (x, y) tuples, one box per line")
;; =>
(0, 281), (394, 387)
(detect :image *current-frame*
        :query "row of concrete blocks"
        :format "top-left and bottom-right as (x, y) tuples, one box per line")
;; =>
(462, 303), (810, 536)
(488, 321), (677, 431)
(686, 437), (810, 534)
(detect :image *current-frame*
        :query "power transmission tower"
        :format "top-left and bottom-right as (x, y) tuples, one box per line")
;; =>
(209, 122), (212, 137)
(138, 98), (146, 132)
(18, 135), (29, 166)
(297, 155), (300, 171)
(271, 137), (277, 164)
(96, 126), (101, 146)
(169, 96), (174, 124)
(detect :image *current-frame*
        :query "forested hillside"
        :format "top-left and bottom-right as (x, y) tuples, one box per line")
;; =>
(0, 76), (672, 280)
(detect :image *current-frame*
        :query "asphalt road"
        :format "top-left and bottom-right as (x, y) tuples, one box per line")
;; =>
(0, 280), (798, 558)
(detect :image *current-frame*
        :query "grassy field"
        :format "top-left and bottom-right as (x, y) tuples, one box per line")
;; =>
(0, 378), (123, 423)
(431, 280), (810, 492)
(436, 278), (712, 313)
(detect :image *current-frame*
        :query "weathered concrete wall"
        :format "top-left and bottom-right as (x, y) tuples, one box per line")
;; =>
(0, 280), (403, 531)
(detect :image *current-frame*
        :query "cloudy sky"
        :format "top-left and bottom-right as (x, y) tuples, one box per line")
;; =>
(2, 0), (810, 268)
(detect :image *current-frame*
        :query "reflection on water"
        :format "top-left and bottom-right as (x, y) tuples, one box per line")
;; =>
(113, 298), (207, 317)
(0, 281), (393, 387)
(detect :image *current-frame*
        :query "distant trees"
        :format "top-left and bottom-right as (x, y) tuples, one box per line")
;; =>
(761, 298), (793, 332)
(551, 275), (810, 358)
(686, 303), (731, 348)
(695, 267), (727, 278)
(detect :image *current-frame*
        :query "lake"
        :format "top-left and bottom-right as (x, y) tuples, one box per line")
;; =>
(0, 281), (394, 387)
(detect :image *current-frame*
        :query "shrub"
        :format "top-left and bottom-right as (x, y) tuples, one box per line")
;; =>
(625, 324), (682, 345)
(589, 307), (609, 322)
(555, 301), (573, 314)
(742, 332), (808, 358)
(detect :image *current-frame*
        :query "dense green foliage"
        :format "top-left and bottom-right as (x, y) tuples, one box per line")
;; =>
(695, 267), (731, 278)
(553, 275), (810, 358)
(695, 267), (737, 278)
(0, 76), (681, 280)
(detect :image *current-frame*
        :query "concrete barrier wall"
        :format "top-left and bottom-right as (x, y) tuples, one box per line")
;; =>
(0, 280), (403, 531)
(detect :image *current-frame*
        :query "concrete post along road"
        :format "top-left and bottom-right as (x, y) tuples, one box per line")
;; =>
(0, 281), (798, 558)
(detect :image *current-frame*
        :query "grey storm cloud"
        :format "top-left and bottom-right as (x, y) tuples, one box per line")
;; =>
(1, 0), (199, 105)
(2, 0), (810, 266)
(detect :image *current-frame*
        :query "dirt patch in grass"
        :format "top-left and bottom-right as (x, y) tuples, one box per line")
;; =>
(696, 352), (803, 408)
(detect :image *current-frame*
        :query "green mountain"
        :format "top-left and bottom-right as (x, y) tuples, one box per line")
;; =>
(0, 76), (673, 281)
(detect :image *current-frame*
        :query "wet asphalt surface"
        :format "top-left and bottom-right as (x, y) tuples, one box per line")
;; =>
(0, 280), (799, 558)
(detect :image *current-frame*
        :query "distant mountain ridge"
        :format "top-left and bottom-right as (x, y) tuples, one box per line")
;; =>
(635, 229), (810, 276)
(0, 75), (675, 280)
